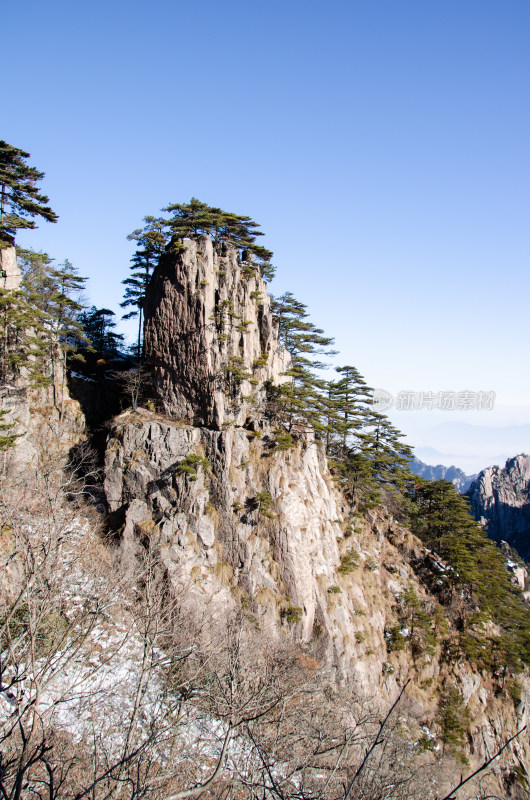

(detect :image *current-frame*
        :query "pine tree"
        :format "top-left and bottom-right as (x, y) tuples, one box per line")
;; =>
(324, 366), (378, 506)
(16, 249), (62, 388)
(48, 259), (88, 416)
(19, 250), (88, 408)
(406, 478), (530, 672)
(0, 409), (19, 451)
(0, 141), (58, 247)
(162, 199), (275, 279)
(270, 292), (336, 433)
(327, 365), (372, 458)
(336, 448), (380, 509)
(0, 287), (36, 383)
(127, 215), (168, 256)
(121, 249), (154, 362)
(163, 198), (220, 239)
(361, 409), (413, 487)
(0, 249), (54, 387)
(79, 307), (124, 357)
(121, 217), (167, 362)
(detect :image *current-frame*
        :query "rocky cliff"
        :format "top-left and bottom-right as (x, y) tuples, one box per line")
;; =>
(144, 235), (290, 428)
(103, 236), (530, 795)
(468, 454), (530, 561)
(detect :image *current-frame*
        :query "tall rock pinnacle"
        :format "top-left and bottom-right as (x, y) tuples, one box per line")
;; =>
(144, 236), (290, 428)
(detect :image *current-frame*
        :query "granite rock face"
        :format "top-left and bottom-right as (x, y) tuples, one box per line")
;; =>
(0, 246), (22, 290)
(144, 236), (290, 428)
(0, 370), (85, 477)
(105, 408), (420, 694)
(104, 408), (530, 784)
(468, 454), (530, 560)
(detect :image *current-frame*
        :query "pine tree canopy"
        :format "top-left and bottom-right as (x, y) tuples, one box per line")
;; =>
(270, 291), (336, 433)
(79, 306), (124, 357)
(127, 216), (168, 255)
(269, 290), (411, 497)
(328, 365), (373, 452)
(121, 248), (158, 361)
(0, 286), (37, 383)
(0, 249), (88, 394)
(0, 409), (20, 451)
(0, 141), (58, 246)
(162, 198), (274, 278)
(122, 217), (170, 362)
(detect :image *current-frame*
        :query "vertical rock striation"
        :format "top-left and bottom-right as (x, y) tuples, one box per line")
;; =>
(144, 236), (290, 428)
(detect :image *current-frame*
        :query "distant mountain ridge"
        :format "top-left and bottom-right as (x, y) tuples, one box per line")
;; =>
(467, 454), (530, 561)
(408, 456), (477, 492)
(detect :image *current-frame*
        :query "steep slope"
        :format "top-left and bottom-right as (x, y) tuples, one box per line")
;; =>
(103, 235), (530, 796)
(468, 454), (530, 561)
(104, 410), (530, 795)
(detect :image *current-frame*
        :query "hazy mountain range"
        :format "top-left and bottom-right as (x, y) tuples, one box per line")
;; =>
(409, 421), (530, 475)
(408, 456), (477, 492)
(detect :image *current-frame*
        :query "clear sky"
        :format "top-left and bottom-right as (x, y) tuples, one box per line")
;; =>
(4, 0), (530, 473)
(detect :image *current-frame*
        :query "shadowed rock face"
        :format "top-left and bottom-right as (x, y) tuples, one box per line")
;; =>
(144, 236), (290, 429)
(468, 454), (530, 560)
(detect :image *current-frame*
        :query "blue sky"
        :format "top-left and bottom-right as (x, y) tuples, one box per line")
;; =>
(4, 0), (530, 472)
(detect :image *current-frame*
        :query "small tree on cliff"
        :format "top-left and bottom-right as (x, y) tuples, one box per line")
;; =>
(0, 286), (36, 383)
(121, 217), (167, 362)
(0, 141), (58, 247)
(270, 291), (336, 433)
(0, 409), (20, 452)
(127, 215), (168, 256)
(79, 306), (124, 357)
(121, 249), (157, 362)
(18, 249), (88, 410)
(327, 365), (372, 458)
(361, 410), (413, 487)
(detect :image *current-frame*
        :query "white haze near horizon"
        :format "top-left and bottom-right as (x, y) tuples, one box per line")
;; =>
(386, 406), (530, 475)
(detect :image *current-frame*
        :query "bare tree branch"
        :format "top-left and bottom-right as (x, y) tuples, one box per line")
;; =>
(438, 725), (527, 800)
(343, 679), (411, 800)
